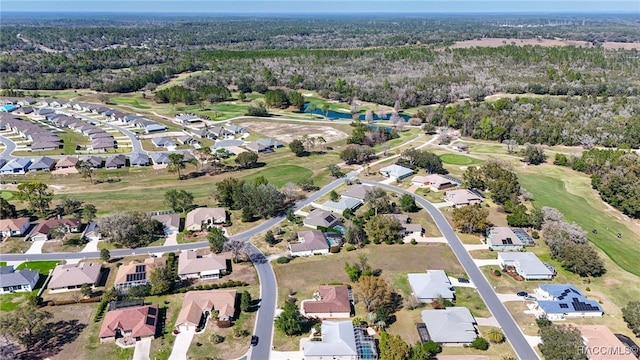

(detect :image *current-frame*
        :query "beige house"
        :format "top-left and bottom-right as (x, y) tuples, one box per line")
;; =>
(99, 305), (159, 343)
(175, 290), (237, 332)
(289, 230), (329, 257)
(302, 285), (351, 319)
(114, 257), (166, 292)
(570, 324), (637, 360)
(0, 217), (31, 238)
(444, 189), (483, 207)
(411, 174), (460, 191)
(48, 262), (102, 293)
(185, 207), (226, 231)
(178, 251), (227, 280)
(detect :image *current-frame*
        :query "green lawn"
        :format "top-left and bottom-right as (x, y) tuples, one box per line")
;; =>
(244, 165), (313, 187)
(0, 191), (15, 200)
(110, 96), (152, 109)
(439, 153), (481, 166)
(519, 171), (640, 277)
(16, 260), (59, 275)
(0, 261), (6, 266)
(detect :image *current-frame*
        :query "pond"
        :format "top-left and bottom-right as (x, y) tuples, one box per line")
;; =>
(304, 103), (410, 122)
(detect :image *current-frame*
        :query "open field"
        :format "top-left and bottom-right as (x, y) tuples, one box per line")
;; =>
(439, 153), (482, 166)
(0, 237), (32, 254)
(448, 37), (640, 50)
(0, 190), (16, 200)
(237, 120), (349, 145)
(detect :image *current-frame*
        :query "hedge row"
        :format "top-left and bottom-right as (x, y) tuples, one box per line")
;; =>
(175, 280), (248, 293)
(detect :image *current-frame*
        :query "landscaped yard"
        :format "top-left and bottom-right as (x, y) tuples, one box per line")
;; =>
(16, 260), (59, 275)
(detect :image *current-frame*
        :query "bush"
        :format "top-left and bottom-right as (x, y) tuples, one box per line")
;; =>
(410, 239), (417, 245)
(276, 256), (290, 264)
(94, 300), (108, 322)
(471, 337), (490, 350)
(493, 269), (501, 277)
(345, 244), (356, 251)
(531, 231), (539, 239)
(585, 287), (591, 291)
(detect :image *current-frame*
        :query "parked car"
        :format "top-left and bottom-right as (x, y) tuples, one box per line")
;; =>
(516, 291), (528, 297)
(251, 335), (259, 346)
(458, 277), (470, 283)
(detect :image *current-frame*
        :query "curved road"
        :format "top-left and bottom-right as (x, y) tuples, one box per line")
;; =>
(360, 180), (540, 360)
(66, 110), (144, 153)
(0, 135), (17, 160)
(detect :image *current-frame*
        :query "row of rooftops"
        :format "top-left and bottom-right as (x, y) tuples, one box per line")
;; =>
(0, 114), (62, 150)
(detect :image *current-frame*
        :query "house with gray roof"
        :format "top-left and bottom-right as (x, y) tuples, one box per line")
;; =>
(18, 98), (36, 106)
(213, 139), (243, 151)
(408, 270), (454, 303)
(320, 197), (363, 214)
(303, 209), (340, 229)
(420, 307), (478, 344)
(35, 108), (54, 116)
(28, 156), (56, 172)
(152, 137), (176, 148)
(290, 230), (330, 257)
(256, 138), (283, 149)
(151, 213), (181, 233)
(0, 265), (39, 294)
(105, 155), (127, 169)
(84, 156), (104, 168)
(532, 284), (604, 321)
(486, 227), (534, 251)
(129, 152), (150, 167)
(151, 152), (170, 165)
(245, 142), (270, 153)
(145, 123), (167, 134)
(224, 124), (247, 134)
(341, 184), (373, 202)
(498, 252), (555, 280)
(14, 106), (33, 115)
(31, 140), (61, 152)
(176, 135), (197, 145)
(0, 158), (32, 175)
(303, 321), (377, 360)
(174, 114), (204, 124)
(445, 189), (484, 207)
(379, 164), (414, 180)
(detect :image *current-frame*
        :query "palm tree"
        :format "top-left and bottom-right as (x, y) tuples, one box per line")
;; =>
(167, 153), (186, 180)
(486, 327), (505, 343)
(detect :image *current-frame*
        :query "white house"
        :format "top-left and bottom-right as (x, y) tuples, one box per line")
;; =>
(289, 230), (330, 257)
(498, 252), (555, 280)
(0, 266), (39, 294)
(0, 218), (31, 238)
(379, 164), (413, 180)
(302, 321), (378, 360)
(408, 270), (454, 303)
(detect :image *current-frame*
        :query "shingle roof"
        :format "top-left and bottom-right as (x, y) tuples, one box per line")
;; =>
(570, 325), (637, 360)
(290, 230), (329, 253)
(115, 257), (166, 286)
(178, 251), (227, 277)
(304, 209), (339, 228)
(445, 189), (484, 205)
(303, 286), (351, 315)
(0, 217), (30, 232)
(408, 270), (454, 300)
(340, 184), (373, 201)
(175, 290), (237, 327)
(303, 321), (358, 357)
(151, 213), (180, 229)
(321, 197), (363, 213)
(55, 156), (79, 168)
(498, 252), (553, 278)
(30, 218), (81, 238)
(0, 266), (39, 288)
(28, 156), (56, 170)
(48, 262), (101, 289)
(421, 307), (477, 343)
(379, 164), (413, 178)
(185, 208), (226, 229)
(99, 305), (159, 339)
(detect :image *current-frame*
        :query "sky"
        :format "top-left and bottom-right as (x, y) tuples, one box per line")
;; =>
(1, 0), (638, 14)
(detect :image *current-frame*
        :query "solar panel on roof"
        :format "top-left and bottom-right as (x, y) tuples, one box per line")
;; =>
(145, 316), (156, 326)
(559, 303), (569, 309)
(148, 307), (157, 316)
(502, 238), (513, 245)
(135, 265), (145, 273)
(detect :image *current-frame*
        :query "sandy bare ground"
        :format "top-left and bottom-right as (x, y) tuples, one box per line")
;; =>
(238, 122), (349, 144)
(449, 37), (640, 50)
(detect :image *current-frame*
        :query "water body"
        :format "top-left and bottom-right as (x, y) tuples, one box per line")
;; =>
(304, 103), (410, 122)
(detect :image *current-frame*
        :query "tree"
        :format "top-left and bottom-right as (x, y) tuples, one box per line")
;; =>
(240, 291), (252, 312)
(239, 183), (286, 220)
(127, 284), (151, 298)
(326, 164), (345, 178)
(100, 248), (111, 262)
(471, 337), (489, 350)
(61, 197), (83, 216)
(82, 203), (97, 222)
(0, 198), (17, 219)
(343, 220), (367, 246)
(400, 194), (418, 212)
(0, 303), (53, 353)
(365, 214), (402, 244)
(486, 328), (505, 343)
(538, 322), (588, 360)
(354, 275), (392, 312)
(340, 144), (375, 164)
(622, 301), (640, 337)
(102, 287), (119, 302)
(413, 340), (442, 359)
(521, 143), (547, 165)
(167, 153), (186, 180)
(208, 227), (228, 253)
(150, 264), (174, 296)
(98, 212), (164, 248)
(264, 89), (289, 108)
(81, 283), (93, 298)
(246, 101), (269, 117)
(452, 204), (489, 234)
(16, 181), (53, 215)
(321, 103), (330, 118)
(401, 149), (446, 174)
(503, 139), (518, 155)
(224, 239), (247, 263)
(289, 139), (306, 156)
(164, 189), (194, 213)
(553, 153), (569, 166)
(235, 151), (258, 168)
(364, 187), (394, 214)
(288, 91), (305, 110)
(77, 160), (94, 184)
(329, 190), (339, 202)
(264, 230), (277, 245)
(275, 300), (304, 336)
(212, 177), (245, 209)
(379, 330), (411, 360)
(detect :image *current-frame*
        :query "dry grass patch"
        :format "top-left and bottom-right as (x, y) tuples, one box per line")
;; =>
(0, 237), (32, 253)
(236, 120), (350, 145)
(469, 250), (498, 260)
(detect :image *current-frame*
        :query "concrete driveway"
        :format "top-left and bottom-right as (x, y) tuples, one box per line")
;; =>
(496, 293), (527, 302)
(25, 240), (46, 254)
(163, 231), (178, 246)
(270, 350), (304, 360)
(133, 338), (151, 360)
(473, 259), (501, 266)
(464, 244), (490, 251)
(168, 329), (195, 360)
(449, 276), (476, 288)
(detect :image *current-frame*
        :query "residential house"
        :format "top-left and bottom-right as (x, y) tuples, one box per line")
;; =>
(444, 189), (484, 207)
(224, 124), (247, 134)
(289, 230), (330, 257)
(302, 285), (351, 318)
(102, 109), (117, 117)
(151, 137), (177, 149)
(0, 158), (32, 174)
(176, 135), (197, 145)
(48, 262), (102, 292)
(151, 152), (170, 165)
(17, 98), (36, 106)
(302, 321), (378, 360)
(212, 139), (243, 152)
(320, 197), (363, 214)
(420, 307), (478, 344)
(121, 114), (143, 123)
(256, 138), (283, 149)
(411, 174), (461, 191)
(34, 108), (54, 116)
(486, 227), (535, 251)
(91, 139), (116, 151)
(174, 114), (204, 125)
(303, 209), (340, 229)
(14, 106), (33, 115)
(0, 218), (31, 238)
(532, 284), (604, 320)
(245, 142), (270, 153)
(84, 155), (104, 168)
(571, 325), (637, 360)
(185, 207), (227, 231)
(28, 156), (56, 172)
(379, 164), (414, 180)
(55, 156), (79, 169)
(151, 213), (181, 233)
(104, 155), (127, 169)
(177, 251), (228, 280)
(0, 265), (39, 294)
(408, 270), (454, 303)
(145, 123), (167, 134)
(31, 140), (61, 152)
(99, 305), (159, 343)
(129, 152), (150, 167)
(81, 222), (101, 241)
(383, 213), (423, 237)
(498, 252), (555, 280)
(114, 257), (166, 292)
(341, 184), (373, 202)
(28, 218), (82, 242)
(175, 290), (237, 332)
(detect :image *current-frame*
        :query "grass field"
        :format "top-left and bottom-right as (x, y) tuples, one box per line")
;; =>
(439, 153), (481, 166)
(244, 165), (313, 187)
(0, 191), (15, 200)
(17, 260), (59, 275)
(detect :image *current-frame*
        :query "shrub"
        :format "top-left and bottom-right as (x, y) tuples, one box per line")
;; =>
(586, 286), (591, 291)
(410, 239), (417, 245)
(493, 269), (501, 277)
(276, 256), (290, 264)
(345, 244), (356, 251)
(94, 300), (108, 322)
(531, 231), (540, 239)
(471, 337), (490, 350)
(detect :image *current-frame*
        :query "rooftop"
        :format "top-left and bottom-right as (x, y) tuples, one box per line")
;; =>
(421, 307), (477, 343)
(498, 252), (554, 277)
(99, 305), (159, 339)
(303, 285), (351, 315)
(178, 251), (227, 276)
(48, 262), (101, 289)
(408, 270), (454, 300)
(537, 284), (603, 315)
(176, 290), (237, 327)
(291, 230), (329, 253)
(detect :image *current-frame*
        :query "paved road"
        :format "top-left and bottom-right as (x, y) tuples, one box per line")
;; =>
(361, 180), (540, 360)
(0, 134), (17, 160)
(67, 110), (144, 153)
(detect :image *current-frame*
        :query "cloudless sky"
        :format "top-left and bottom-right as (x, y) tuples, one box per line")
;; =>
(1, 0), (638, 14)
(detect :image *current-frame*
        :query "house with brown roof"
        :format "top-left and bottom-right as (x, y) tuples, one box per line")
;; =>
(570, 324), (637, 360)
(302, 285), (352, 319)
(114, 257), (166, 292)
(0, 218), (31, 238)
(27, 218), (82, 242)
(175, 290), (237, 332)
(55, 156), (79, 169)
(178, 251), (228, 280)
(340, 184), (373, 202)
(289, 230), (329, 257)
(99, 305), (159, 343)
(444, 189), (483, 207)
(411, 174), (460, 191)
(151, 213), (181, 233)
(185, 207), (226, 231)
(48, 262), (102, 292)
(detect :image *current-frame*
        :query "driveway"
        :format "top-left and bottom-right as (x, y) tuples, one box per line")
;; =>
(432, 201), (454, 208)
(464, 244), (490, 251)
(496, 293), (526, 302)
(25, 240), (46, 254)
(475, 316), (499, 327)
(448, 276), (476, 288)
(473, 259), (501, 267)
(269, 350), (304, 360)
(133, 338), (151, 360)
(81, 239), (99, 253)
(163, 231), (178, 246)
(168, 330), (195, 360)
